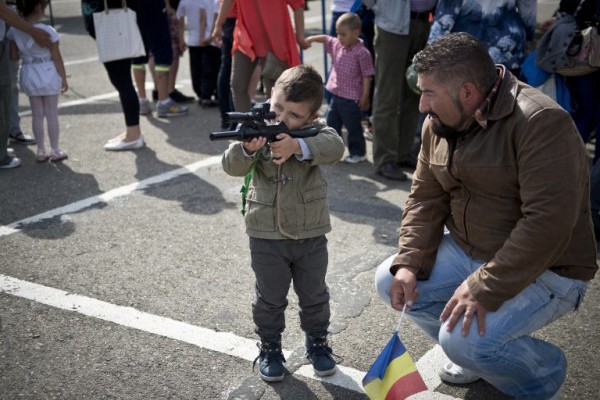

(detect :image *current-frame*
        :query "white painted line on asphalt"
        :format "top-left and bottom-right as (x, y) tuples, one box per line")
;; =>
(64, 57), (100, 66)
(18, 91), (120, 117)
(0, 274), (457, 398)
(0, 156), (222, 237)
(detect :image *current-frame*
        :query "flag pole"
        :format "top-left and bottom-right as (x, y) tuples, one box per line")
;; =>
(394, 303), (408, 333)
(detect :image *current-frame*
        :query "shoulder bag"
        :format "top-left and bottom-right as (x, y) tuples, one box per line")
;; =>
(92, 0), (146, 63)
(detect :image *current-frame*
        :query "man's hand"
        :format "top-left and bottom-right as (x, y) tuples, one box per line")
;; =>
(390, 266), (419, 311)
(242, 137), (267, 154)
(269, 134), (301, 165)
(440, 280), (487, 336)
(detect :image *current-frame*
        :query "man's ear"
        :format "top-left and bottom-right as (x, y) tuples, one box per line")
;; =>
(460, 82), (478, 105)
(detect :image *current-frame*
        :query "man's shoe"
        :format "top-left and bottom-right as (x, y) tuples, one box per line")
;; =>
(253, 336), (286, 382)
(344, 154), (367, 164)
(169, 89), (195, 103)
(438, 362), (481, 384)
(378, 162), (408, 181)
(139, 98), (152, 115)
(306, 331), (337, 377)
(156, 99), (189, 118)
(104, 136), (145, 151)
(9, 132), (35, 145)
(200, 98), (218, 108)
(0, 157), (22, 169)
(152, 89), (159, 102)
(397, 159), (417, 170)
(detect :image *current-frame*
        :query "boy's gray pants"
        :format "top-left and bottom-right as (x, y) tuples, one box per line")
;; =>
(249, 236), (330, 339)
(0, 35), (12, 163)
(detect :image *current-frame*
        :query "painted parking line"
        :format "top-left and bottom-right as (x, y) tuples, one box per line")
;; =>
(0, 156), (222, 237)
(0, 274), (457, 399)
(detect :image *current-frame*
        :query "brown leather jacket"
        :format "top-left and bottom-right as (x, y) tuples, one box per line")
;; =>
(392, 67), (598, 311)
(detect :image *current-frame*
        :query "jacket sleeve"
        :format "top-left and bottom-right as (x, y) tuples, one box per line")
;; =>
(221, 141), (260, 177)
(392, 125), (451, 277)
(467, 106), (590, 311)
(302, 119), (345, 165)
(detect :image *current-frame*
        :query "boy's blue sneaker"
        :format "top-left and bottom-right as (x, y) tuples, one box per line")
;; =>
(306, 331), (337, 377)
(253, 336), (286, 382)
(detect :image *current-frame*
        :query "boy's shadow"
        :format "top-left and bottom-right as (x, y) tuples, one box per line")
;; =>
(133, 147), (235, 215)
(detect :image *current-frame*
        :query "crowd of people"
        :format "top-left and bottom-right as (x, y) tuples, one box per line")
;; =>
(2, 0), (600, 398)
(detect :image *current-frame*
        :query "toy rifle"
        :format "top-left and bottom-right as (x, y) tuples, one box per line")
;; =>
(209, 102), (317, 141)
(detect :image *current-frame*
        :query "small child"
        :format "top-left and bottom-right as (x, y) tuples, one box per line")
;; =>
(7, 0), (67, 162)
(176, 0), (221, 107)
(222, 65), (345, 382)
(306, 12), (374, 164)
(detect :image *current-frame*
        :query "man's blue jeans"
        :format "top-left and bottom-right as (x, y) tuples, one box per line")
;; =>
(375, 234), (588, 399)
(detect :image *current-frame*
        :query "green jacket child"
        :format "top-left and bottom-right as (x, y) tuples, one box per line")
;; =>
(221, 65), (344, 383)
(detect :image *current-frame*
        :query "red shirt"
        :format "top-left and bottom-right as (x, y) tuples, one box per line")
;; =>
(232, 0), (304, 66)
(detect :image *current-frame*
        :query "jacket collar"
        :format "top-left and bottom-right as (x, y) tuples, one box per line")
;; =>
(472, 65), (519, 130)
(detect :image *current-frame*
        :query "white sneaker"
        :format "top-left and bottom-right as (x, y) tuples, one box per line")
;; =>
(104, 135), (145, 151)
(139, 98), (152, 115)
(344, 154), (367, 164)
(438, 362), (481, 384)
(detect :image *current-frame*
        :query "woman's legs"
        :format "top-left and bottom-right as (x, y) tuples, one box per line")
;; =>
(103, 58), (142, 142)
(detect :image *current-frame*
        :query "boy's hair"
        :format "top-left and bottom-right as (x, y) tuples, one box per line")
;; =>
(274, 65), (324, 115)
(16, 0), (46, 17)
(336, 12), (361, 32)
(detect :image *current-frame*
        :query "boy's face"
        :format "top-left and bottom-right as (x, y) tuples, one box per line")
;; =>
(270, 88), (318, 130)
(336, 24), (360, 48)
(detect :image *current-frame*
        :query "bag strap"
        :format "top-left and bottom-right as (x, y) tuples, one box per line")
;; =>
(574, 0), (587, 18)
(103, 0), (127, 13)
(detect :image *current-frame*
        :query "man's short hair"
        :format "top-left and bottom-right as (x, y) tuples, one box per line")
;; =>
(412, 32), (497, 94)
(336, 12), (361, 31)
(274, 65), (324, 114)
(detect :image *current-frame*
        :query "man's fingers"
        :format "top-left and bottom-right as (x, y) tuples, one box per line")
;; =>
(461, 309), (474, 336)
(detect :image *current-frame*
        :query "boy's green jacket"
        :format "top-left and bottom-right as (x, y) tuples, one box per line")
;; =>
(222, 118), (345, 240)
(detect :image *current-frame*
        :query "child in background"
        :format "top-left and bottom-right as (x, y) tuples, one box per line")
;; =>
(221, 65), (344, 382)
(8, 0), (67, 162)
(177, 0), (221, 107)
(306, 12), (374, 164)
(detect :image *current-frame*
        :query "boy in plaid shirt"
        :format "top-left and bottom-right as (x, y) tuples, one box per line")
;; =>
(306, 12), (374, 164)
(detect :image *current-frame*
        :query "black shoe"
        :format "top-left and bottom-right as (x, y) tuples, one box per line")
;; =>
(306, 331), (337, 377)
(378, 162), (408, 181)
(397, 159), (417, 170)
(9, 132), (36, 145)
(152, 89), (158, 102)
(200, 98), (218, 108)
(253, 336), (286, 382)
(169, 89), (195, 104)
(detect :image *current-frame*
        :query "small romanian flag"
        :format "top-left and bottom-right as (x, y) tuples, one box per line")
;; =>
(362, 332), (427, 400)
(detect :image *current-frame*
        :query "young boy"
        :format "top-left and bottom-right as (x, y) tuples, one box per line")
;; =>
(176, 0), (221, 107)
(306, 12), (374, 164)
(222, 65), (345, 382)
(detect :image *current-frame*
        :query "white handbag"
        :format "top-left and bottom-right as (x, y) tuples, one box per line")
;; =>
(93, 0), (146, 63)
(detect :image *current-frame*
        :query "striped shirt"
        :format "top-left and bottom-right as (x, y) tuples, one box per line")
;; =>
(324, 36), (375, 101)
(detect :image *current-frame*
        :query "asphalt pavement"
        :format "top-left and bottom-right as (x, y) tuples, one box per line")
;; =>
(1, 1), (598, 399)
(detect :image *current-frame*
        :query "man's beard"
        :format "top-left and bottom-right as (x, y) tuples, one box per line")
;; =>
(429, 103), (471, 140)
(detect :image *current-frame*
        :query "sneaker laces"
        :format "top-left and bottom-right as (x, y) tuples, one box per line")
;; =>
(306, 335), (343, 364)
(252, 340), (286, 371)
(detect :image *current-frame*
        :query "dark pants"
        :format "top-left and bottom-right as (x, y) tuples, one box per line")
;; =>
(103, 58), (139, 127)
(249, 236), (330, 338)
(189, 45), (221, 100)
(133, 0), (173, 67)
(217, 18), (236, 127)
(567, 71), (600, 162)
(0, 37), (11, 164)
(327, 94), (366, 157)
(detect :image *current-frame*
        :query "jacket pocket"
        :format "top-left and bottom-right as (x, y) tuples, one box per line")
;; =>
(302, 185), (330, 230)
(245, 187), (276, 232)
